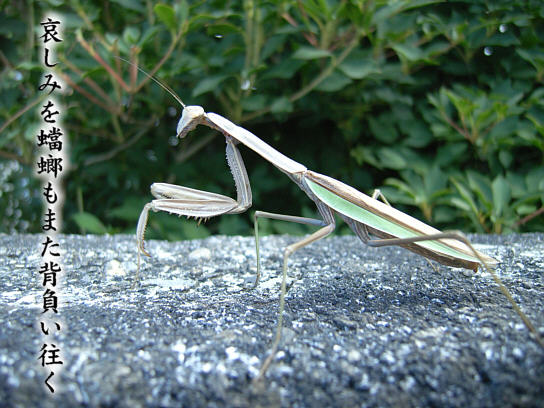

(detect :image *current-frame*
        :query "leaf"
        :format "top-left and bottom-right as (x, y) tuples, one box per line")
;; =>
(451, 178), (479, 217)
(241, 95), (267, 112)
(369, 114), (398, 143)
(338, 52), (379, 79)
(492, 175), (511, 217)
(111, 0), (146, 12)
(301, 0), (332, 21)
(154, 4), (177, 31)
(451, 197), (472, 212)
(105, 33), (120, 47)
(109, 197), (147, 222)
(315, 71), (352, 92)
(517, 48), (544, 72)
(72, 212), (108, 234)
(122, 26), (140, 45)
(371, 3), (404, 25)
(380, 183), (414, 204)
(206, 22), (242, 36)
(377, 148), (407, 170)
(392, 43), (423, 62)
(384, 178), (417, 202)
(498, 150), (513, 168)
(467, 171), (493, 207)
(175, 0), (189, 24)
(218, 216), (249, 235)
(525, 167), (544, 193)
(151, 212), (210, 240)
(178, 220), (210, 239)
(138, 26), (161, 47)
(263, 59), (305, 79)
(402, 121), (432, 148)
(435, 143), (467, 167)
(270, 96), (293, 114)
(350, 146), (381, 168)
(485, 32), (520, 47)
(0, 14), (25, 37)
(424, 166), (447, 197)
(192, 75), (227, 97)
(292, 46), (331, 60)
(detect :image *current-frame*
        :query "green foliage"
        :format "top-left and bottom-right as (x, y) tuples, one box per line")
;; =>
(0, 0), (543, 241)
(72, 211), (108, 234)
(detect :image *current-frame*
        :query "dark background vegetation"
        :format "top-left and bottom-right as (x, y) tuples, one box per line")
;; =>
(1, 0), (543, 242)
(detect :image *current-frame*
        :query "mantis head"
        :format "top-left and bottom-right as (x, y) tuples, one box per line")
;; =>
(176, 105), (206, 138)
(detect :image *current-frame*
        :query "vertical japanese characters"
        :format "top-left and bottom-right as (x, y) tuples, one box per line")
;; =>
(36, 16), (66, 395)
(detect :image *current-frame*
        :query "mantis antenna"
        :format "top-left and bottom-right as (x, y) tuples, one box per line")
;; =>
(114, 56), (186, 108)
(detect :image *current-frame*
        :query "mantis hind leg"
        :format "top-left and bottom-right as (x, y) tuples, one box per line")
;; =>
(368, 230), (544, 349)
(340, 189), (393, 243)
(371, 188), (391, 206)
(371, 188), (439, 272)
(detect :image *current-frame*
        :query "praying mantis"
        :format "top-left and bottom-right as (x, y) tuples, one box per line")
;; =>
(131, 64), (543, 382)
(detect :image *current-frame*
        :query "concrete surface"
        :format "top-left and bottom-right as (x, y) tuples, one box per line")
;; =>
(0, 233), (543, 407)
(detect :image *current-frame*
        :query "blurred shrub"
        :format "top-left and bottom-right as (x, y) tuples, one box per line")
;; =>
(0, 0), (542, 240)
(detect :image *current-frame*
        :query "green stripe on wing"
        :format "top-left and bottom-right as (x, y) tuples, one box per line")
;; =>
(306, 179), (479, 263)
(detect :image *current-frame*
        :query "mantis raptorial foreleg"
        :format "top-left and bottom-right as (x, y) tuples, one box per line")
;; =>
(136, 138), (251, 282)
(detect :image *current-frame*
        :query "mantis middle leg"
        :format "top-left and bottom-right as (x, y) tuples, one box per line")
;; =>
(253, 203), (336, 382)
(252, 211), (328, 288)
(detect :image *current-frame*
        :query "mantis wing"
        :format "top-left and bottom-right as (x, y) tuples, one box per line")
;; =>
(305, 171), (498, 270)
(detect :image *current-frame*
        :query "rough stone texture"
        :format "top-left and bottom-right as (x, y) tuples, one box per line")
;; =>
(0, 233), (543, 407)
